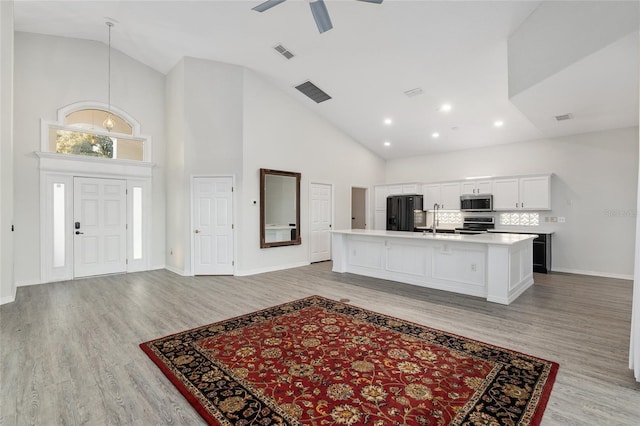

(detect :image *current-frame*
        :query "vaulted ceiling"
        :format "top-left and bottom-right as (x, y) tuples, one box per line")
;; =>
(13, 1), (639, 159)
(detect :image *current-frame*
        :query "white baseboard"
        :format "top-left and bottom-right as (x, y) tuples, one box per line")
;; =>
(150, 264), (167, 271)
(235, 261), (310, 277)
(16, 279), (43, 288)
(165, 265), (189, 276)
(0, 286), (17, 305)
(551, 267), (633, 281)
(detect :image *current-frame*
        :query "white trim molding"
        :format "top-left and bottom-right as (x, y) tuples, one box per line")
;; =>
(38, 152), (153, 283)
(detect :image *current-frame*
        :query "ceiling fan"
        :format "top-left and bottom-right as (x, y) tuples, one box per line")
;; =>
(252, 0), (383, 34)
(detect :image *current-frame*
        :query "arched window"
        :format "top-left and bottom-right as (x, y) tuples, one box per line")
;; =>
(43, 102), (151, 162)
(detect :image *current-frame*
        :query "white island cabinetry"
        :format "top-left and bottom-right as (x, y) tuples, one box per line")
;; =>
(332, 230), (536, 305)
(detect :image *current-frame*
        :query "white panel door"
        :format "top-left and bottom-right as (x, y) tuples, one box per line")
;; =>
(73, 177), (127, 278)
(193, 177), (234, 275)
(310, 183), (332, 263)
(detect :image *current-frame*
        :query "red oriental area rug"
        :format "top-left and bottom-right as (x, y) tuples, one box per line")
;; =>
(140, 296), (558, 425)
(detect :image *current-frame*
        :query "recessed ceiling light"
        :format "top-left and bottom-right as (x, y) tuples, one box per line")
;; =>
(431, 132), (440, 139)
(494, 120), (504, 127)
(383, 141), (391, 147)
(439, 103), (452, 112)
(384, 118), (393, 125)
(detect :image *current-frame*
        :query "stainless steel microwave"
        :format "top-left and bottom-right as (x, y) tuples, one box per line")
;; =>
(460, 194), (493, 211)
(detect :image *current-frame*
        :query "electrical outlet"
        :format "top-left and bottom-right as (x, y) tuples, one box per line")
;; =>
(558, 217), (566, 223)
(550, 217), (558, 223)
(471, 263), (477, 272)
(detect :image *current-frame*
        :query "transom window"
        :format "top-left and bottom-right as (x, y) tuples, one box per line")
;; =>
(44, 103), (151, 162)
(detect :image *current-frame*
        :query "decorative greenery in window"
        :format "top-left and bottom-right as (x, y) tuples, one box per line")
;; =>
(56, 130), (114, 158)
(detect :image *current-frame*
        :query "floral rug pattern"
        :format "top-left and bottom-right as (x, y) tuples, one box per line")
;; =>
(140, 296), (558, 425)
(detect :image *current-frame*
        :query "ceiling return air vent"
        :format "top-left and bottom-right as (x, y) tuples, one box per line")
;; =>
(273, 44), (294, 60)
(554, 113), (574, 121)
(295, 81), (332, 103)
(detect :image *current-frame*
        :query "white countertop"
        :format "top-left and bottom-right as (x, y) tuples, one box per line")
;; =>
(332, 229), (536, 245)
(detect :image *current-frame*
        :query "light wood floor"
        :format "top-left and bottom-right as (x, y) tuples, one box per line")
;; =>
(1, 263), (639, 425)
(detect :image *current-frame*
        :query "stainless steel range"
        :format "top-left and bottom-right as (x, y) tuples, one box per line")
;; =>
(455, 216), (495, 234)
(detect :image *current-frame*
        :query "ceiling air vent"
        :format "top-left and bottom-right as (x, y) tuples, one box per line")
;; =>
(554, 113), (573, 121)
(295, 81), (332, 103)
(404, 87), (424, 97)
(273, 44), (294, 60)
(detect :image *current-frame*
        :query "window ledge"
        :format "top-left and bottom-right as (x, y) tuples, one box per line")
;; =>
(35, 151), (155, 178)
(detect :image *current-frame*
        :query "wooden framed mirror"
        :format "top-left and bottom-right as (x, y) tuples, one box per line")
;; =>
(260, 168), (301, 248)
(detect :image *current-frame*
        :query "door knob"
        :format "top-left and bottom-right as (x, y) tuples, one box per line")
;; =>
(194, 229), (200, 234)
(75, 231), (84, 235)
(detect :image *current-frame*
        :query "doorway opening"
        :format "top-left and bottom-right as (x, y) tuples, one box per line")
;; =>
(351, 187), (368, 230)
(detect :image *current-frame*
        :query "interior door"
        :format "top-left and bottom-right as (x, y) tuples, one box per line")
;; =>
(310, 183), (332, 263)
(193, 177), (234, 275)
(73, 177), (127, 278)
(351, 187), (367, 229)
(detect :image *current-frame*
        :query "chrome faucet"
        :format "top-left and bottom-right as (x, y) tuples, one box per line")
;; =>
(432, 203), (439, 234)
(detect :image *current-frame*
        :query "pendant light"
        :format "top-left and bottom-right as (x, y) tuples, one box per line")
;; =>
(103, 21), (115, 132)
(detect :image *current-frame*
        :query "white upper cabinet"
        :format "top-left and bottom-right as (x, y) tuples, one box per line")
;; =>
(422, 184), (440, 210)
(460, 180), (492, 195)
(387, 184), (403, 196)
(401, 183), (420, 194)
(492, 178), (520, 210)
(422, 182), (460, 210)
(493, 175), (551, 210)
(387, 183), (421, 196)
(519, 175), (551, 210)
(441, 182), (461, 210)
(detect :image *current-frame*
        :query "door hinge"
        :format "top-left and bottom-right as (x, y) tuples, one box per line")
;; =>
(126, 224), (128, 230)
(232, 187), (234, 192)
(232, 260), (235, 266)
(126, 259), (128, 264)
(232, 224), (234, 229)
(126, 189), (128, 195)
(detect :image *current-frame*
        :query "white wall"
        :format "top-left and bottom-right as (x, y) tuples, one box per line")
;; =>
(13, 32), (166, 285)
(386, 127), (639, 278)
(239, 69), (385, 275)
(164, 57), (244, 275)
(0, 1), (15, 304)
(164, 59), (185, 272)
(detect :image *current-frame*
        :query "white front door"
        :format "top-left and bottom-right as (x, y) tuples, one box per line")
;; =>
(193, 177), (234, 275)
(73, 177), (127, 278)
(310, 183), (332, 263)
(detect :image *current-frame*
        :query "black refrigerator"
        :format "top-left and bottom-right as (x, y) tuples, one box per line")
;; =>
(386, 194), (424, 231)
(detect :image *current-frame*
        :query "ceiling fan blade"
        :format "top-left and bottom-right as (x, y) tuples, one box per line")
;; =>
(309, 0), (333, 33)
(357, 0), (383, 3)
(252, 0), (287, 13)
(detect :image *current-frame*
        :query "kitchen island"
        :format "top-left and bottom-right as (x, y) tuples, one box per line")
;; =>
(332, 229), (537, 305)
